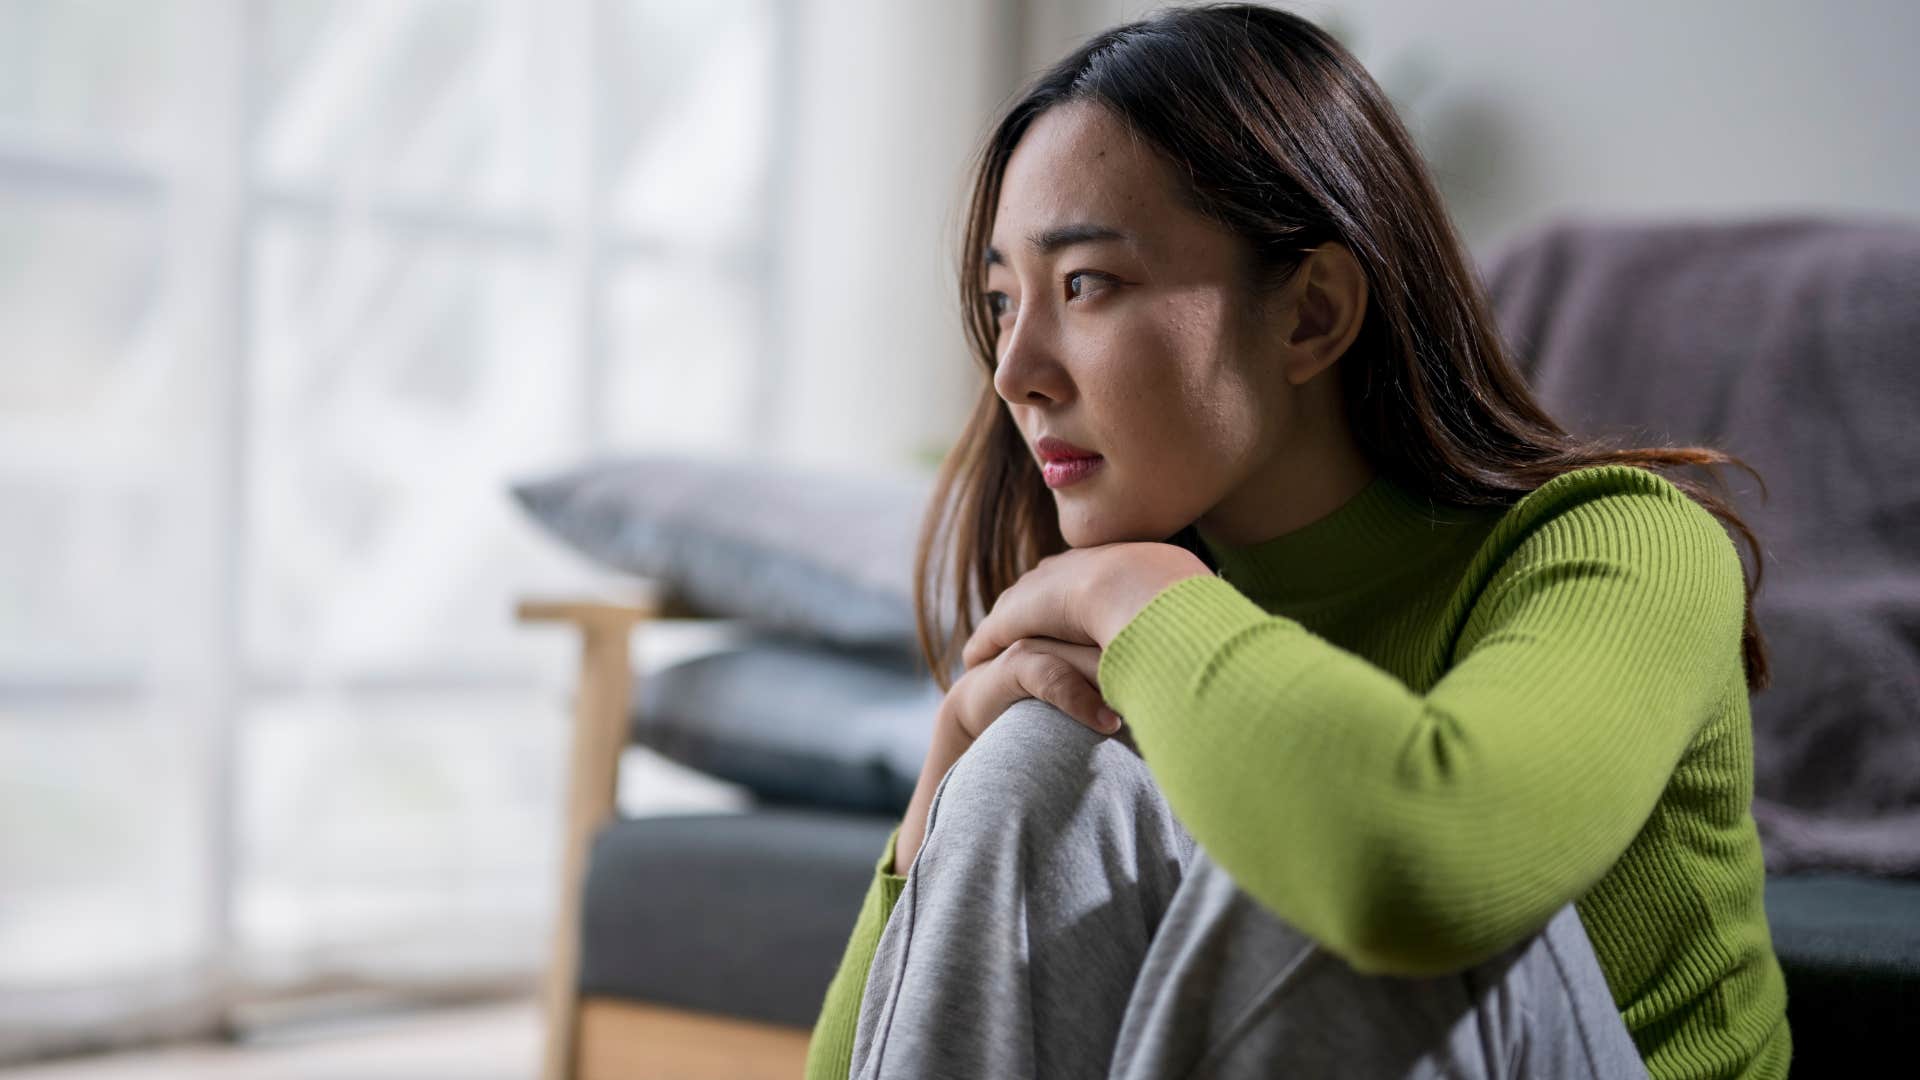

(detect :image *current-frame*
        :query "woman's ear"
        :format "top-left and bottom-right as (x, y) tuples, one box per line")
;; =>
(1275, 242), (1369, 387)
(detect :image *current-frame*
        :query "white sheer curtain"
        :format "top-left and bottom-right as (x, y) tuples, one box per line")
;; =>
(0, 0), (801, 1061)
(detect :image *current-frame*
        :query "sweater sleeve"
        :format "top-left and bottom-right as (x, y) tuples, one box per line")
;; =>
(1095, 479), (1748, 978)
(804, 824), (909, 1080)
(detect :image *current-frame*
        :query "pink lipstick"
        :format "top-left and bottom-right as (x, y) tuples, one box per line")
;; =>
(1042, 456), (1105, 488)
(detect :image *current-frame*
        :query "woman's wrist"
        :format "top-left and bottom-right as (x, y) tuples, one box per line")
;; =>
(1085, 543), (1213, 647)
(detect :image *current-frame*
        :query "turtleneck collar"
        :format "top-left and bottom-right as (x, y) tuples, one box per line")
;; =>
(1195, 470), (1497, 608)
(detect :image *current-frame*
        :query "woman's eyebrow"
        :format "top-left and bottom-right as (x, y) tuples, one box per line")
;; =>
(983, 223), (1135, 268)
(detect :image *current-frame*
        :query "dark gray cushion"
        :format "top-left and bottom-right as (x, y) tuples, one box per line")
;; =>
(511, 453), (937, 653)
(578, 817), (1920, 1067)
(633, 635), (942, 814)
(577, 808), (896, 1028)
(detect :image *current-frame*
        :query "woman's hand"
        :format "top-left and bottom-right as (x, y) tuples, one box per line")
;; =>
(894, 636), (1119, 873)
(960, 542), (1211, 672)
(947, 636), (1117, 740)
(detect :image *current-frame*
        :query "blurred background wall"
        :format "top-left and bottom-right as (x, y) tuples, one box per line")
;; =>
(1, 0), (1914, 1062)
(1033, 0), (1920, 262)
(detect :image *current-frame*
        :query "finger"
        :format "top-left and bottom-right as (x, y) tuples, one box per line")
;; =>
(1032, 638), (1101, 683)
(1022, 640), (1122, 731)
(964, 584), (1094, 671)
(1014, 648), (1118, 735)
(1030, 639), (1112, 701)
(962, 613), (1010, 671)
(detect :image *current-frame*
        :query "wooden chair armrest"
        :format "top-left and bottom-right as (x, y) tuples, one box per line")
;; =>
(515, 587), (705, 628)
(516, 597), (658, 626)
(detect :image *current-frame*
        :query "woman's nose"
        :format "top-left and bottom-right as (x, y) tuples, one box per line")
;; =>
(993, 319), (1073, 407)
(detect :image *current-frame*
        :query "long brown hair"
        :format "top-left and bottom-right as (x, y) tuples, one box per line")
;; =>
(913, 2), (1771, 693)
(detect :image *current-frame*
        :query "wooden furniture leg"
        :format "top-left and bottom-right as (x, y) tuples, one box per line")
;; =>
(517, 598), (658, 1080)
(574, 999), (812, 1080)
(517, 592), (815, 1079)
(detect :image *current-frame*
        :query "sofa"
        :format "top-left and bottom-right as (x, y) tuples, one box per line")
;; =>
(511, 214), (1920, 1078)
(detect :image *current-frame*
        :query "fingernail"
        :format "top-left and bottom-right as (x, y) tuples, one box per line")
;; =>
(1097, 707), (1121, 732)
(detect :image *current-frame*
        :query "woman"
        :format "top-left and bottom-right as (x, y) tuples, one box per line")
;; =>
(808, 5), (1790, 1078)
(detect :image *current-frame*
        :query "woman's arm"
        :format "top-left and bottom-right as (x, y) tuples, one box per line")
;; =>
(805, 826), (908, 1080)
(1095, 471), (1749, 976)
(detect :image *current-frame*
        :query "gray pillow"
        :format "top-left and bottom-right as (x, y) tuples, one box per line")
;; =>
(511, 453), (938, 654)
(633, 635), (943, 815)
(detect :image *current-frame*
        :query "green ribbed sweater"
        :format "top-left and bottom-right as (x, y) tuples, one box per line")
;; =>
(805, 463), (1791, 1080)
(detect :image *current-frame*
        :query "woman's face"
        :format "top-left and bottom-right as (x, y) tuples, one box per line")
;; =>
(986, 100), (1341, 549)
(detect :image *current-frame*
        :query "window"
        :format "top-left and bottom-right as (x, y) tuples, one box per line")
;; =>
(0, 0), (784, 1054)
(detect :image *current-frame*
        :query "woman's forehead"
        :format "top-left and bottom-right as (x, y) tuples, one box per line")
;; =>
(987, 104), (1242, 277)
(990, 104), (1173, 255)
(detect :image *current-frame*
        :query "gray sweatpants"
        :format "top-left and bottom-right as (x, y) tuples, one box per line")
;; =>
(849, 699), (1650, 1079)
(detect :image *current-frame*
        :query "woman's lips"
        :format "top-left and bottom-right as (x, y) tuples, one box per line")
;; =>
(1042, 455), (1105, 489)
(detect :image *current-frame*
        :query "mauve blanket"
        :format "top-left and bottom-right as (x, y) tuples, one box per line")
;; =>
(1479, 215), (1920, 878)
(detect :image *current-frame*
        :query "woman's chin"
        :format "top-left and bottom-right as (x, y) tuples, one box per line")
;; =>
(1056, 508), (1134, 549)
(1058, 496), (1198, 550)
(1055, 514), (1105, 549)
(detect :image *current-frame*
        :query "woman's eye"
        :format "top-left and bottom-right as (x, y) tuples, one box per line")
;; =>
(987, 273), (1106, 319)
(1065, 271), (1108, 300)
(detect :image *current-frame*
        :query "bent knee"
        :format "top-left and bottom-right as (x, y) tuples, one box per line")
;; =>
(940, 698), (1151, 816)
